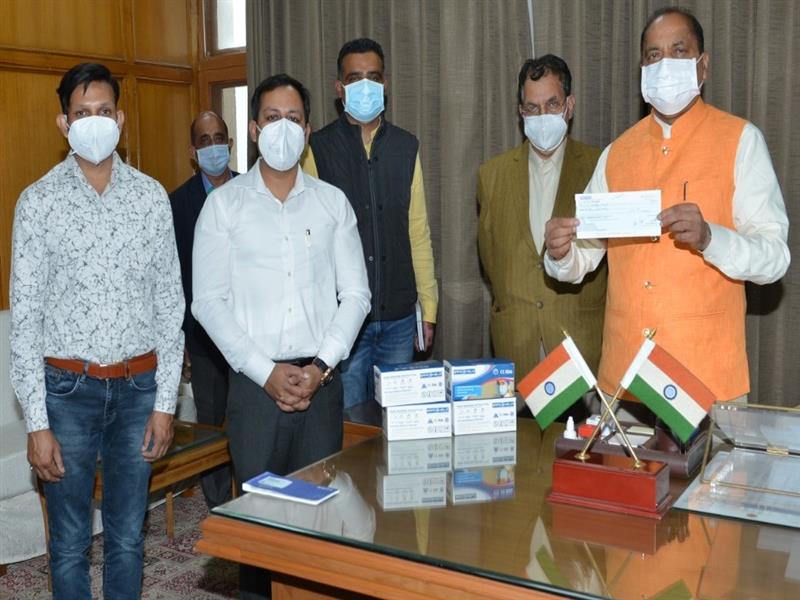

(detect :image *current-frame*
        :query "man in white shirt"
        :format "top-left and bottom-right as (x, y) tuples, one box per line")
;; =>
(478, 55), (605, 405)
(544, 7), (789, 402)
(192, 73), (370, 600)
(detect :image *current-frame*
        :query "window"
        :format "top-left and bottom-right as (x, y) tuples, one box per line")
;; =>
(214, 83), (249, 173)
(204, 0), (246, 54)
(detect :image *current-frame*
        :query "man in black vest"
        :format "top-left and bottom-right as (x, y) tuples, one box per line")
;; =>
(169, 111), (237, 507)
(302, 38), (438, 424)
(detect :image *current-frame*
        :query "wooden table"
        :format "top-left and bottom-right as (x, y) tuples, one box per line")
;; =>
(196, 420), (800, 599)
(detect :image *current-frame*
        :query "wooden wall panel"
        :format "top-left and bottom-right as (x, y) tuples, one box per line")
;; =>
(0, 0), (125, 59)
(137, 80), (194, 192)
(0, 0), (200, 309)
(133, 0), (192, 66)
(0, 70), (68, 308)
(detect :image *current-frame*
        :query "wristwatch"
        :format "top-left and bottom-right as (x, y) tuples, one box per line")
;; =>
(312, 357), (334, 387)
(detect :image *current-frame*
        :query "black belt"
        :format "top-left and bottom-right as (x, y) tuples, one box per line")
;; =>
(274, 357), (314, 367)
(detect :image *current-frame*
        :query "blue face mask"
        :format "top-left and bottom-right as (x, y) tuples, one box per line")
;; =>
(196, 144), (230, 177)
(343, 79), (385, 123)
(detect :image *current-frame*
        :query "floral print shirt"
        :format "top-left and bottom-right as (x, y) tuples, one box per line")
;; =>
(10, 153), (184, 432)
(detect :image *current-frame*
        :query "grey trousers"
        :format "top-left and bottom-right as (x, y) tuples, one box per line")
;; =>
(226, 369), (343, 600)
(189, 351), (232, 507)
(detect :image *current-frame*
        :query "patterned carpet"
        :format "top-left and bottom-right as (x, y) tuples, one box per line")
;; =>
(0, 486), (239, 599)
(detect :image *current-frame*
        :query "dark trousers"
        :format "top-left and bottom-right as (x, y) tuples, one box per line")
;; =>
(190, 350), (233, 507)
(227, 369), (343, 600)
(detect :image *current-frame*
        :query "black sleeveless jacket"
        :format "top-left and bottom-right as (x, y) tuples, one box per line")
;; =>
(310, 114), (419, 321)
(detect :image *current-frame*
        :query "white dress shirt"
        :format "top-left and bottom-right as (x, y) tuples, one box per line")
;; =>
(192, 161), (370, 388)
(544, 119), (790, 285)
(10, 153), (185, 432)
(528, 139), (567, 253)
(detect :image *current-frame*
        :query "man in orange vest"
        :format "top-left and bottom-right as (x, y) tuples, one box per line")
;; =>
(543, 7), (789, 402)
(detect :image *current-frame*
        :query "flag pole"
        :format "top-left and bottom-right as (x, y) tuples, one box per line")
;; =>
(575, 385), (621, 461)
(595, 383), (644, 468)
(575, 385), (645, 470)
(574, 328), (657, 469)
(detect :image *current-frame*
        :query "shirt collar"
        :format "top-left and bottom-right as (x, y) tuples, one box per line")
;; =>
(66, 151), (127, 194)
(251, 158), (306, 202)
(200, 169), (233, 193)
(528, 136), (567, 174)
(649, 98), (707, 140)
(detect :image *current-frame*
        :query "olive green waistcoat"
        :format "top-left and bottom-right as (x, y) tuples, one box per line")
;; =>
(477, 138), (607, 379)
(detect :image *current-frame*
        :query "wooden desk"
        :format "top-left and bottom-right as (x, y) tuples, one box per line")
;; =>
(196, 420), (800, 599)
(198, 514), (556, 599)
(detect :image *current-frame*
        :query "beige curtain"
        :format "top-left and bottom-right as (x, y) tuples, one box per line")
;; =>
(532, 0), (800, 405)
(247, 0), (533, 360)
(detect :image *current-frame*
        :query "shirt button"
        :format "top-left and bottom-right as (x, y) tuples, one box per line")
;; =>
(643, 328), (652, 337)
(644, 280), (652, 289)
(368, 256), (374, 262)
(537, 261), (544, 270)
(288, 307), (293, 313)
(287, 271), (292, 277)
(536, 301), (544, 309)
(661, 146), (669, 155)
(284, 236), (289, 241)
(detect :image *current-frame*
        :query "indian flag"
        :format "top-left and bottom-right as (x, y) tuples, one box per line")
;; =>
(621, 338), (716, 443)
(518, 337), (596, 429)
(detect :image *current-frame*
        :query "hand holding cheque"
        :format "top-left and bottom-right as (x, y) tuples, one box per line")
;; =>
(545, 189), (712, 260)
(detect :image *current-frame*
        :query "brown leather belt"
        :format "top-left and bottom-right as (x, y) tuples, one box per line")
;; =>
(45, 351), (157, 379)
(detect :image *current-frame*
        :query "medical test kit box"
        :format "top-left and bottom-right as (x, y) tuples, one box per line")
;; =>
(444, 359), (517, 435)
(444, 359), (515, 401)
(452, 431), (517, 469)
(448, 466), (516, 505)
(382, 402), (452, 441)
(374, 360), (445, 407)
(376, 466), (447, 510)
(383, 437), (452, 474)
(450, 397), (517, 435)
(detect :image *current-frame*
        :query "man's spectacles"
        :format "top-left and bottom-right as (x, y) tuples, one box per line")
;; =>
(520, 98), (566, 117)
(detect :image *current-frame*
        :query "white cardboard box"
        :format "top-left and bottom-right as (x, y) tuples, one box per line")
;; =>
(444, 359), (515, 401)
(383, 437), (452, 474)
(453, 431), (517, 469)
(376, 466), (447, 510)
(451, 398), (516, 436)
(374, 361), (445, 407)
(383, 402), (452, 441)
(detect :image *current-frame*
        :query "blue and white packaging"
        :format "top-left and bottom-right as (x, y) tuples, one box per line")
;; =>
(383, 438), (452, 474)
(374, 360), (445, 407)
(383, 402), (452, 441)
(453, 431), (517, 469)
(448, 466), (516, 504)
(451, 397), (516, 435)
(376, 466), (447, 510)
(444, 359), (515, 401)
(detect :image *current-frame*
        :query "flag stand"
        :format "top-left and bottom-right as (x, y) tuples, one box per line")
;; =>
(548, 331), (671, 519)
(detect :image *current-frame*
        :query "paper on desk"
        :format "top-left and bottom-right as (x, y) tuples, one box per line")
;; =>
(575, 190), (661, 239)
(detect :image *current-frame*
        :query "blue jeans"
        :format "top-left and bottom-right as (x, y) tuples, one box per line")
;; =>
(43, 364), (156, 600)
(340, 312), (416, 410)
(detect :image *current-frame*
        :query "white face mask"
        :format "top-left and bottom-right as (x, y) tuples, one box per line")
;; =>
(257, 118), (305, 172)
(640, 56), (703, 117)
(67, 115), (120, 165)
(523, 111), (568, 153)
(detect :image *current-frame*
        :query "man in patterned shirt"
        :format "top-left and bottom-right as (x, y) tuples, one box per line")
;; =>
(9, 63), (184, 598)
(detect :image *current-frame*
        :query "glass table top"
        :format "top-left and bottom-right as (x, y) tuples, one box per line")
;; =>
(165, 420), (225, 458)
(213, 419), (800, 599)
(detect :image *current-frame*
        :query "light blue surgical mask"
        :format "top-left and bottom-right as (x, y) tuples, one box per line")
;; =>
(343, 79), (385, 123)
(196, 144), (230, 177)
